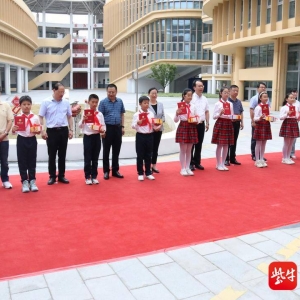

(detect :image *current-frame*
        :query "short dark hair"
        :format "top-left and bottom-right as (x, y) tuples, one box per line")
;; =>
(19, 95), (32, 105)
(192, 79), (203, 88)
(229, 85), (239, 89)
(52, 82), (64, 90)
(139, 96), (149, 104)
(88, 94), (99, 101)
(106, 84), (117, 91)
(257, 82), (266, 89)
(290, 89), (298, 93)
(148, 87), (158, 94)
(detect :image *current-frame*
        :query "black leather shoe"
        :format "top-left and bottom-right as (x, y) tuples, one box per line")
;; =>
(58, 177), (70, 184)
(263, 157), (267, 162)
(112, 171), (124, 178)
(230, 160), (241, 165)
(252, 156), (256, 161)
(224, 160), (230, 166)
(47, 178), (56, 185)
(195, 164), (204, 170)
(152, 167), (160, 173)
(189, 165), (195, 171)
(104, 172), (109, 180)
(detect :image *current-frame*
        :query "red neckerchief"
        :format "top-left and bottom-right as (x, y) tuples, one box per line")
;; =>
(259, 103), (269, 116)
(94, 111), (100, 125)
(139, 110), (152, 129)
(23, 114), (34, 128)
(186, 104), (191, 118)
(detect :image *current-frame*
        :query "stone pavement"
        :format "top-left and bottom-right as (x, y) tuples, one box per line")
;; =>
(2, 90), (300, 299)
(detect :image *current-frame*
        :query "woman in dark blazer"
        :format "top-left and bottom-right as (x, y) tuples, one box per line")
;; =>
(148, 87), (165, 173)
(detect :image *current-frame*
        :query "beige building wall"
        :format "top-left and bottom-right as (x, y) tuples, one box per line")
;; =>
(203, 0), (300, 110)
(0, 0), (38, 68)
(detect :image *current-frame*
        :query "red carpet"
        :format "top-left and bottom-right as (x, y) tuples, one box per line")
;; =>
(1, 152), (300, 280)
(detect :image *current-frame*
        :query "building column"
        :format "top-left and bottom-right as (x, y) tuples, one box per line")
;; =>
(17, 66), (22, 93)
(207, 80), (212, 93)
(228, 55), (232, 74)
(70, 13), (73, 90)
(212, 52), (218, 94)
(233, 47), (245, 101)
(4, 64), (11, 95)
(24, 69), (28, 92)
(220, 54), (224, 73)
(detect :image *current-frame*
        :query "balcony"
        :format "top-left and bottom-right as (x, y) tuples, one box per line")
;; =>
(201, 64), (232, 74)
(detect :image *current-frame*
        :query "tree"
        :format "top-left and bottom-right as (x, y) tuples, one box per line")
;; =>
(147, 63), (177, 92)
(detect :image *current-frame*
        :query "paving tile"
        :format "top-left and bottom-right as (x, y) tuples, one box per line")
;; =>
(215, 238), (267, 262)
(138, 252), (174, 268)
(243, 277), (299, 300)
(204, 251), (264, 283)
(0, 281), (10, 300)
(238, 291), (263, 300)
(247, 256), (276, 275)
(278, 223), (300, 236)
(191, 242), (225, 255)
(109, 258), (158, 290)
(182, 293), (215, 300)
(77, 263), (114, 280)
(238, 233), (269, 245)
(85, 275), (135, 300)
(9, 275), (47, 294)
(252, 240), (283, 257)
(166, 247), (217, 275)
(149, 262), (208, 299)
(259, 230), (298, 246)
(11, 288), (52, 300)
(294, 289), (300, 296)
(45, 269), (92, 300)
(130, 284), (176, 300)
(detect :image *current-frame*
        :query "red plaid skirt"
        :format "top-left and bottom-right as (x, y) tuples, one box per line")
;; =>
(279, 118), (300, 138)
(176, 121), (198, 144)
(253, 120), (272, 140)
(211, 118), (234, 145)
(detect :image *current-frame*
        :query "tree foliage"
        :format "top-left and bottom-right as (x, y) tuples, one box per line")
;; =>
(147, 63), (177, 91)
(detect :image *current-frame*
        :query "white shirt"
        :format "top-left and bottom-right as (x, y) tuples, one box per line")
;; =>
(78, 111), (106, 135)
(174, 103), (198, 122)
(191, 93), (209, 122)
(254, 105), (269, 121)
(15, 112), (40, 137)
(279, 104), (299, 120)
(213, 100), (234, 120)
(132, 109), (154, 134)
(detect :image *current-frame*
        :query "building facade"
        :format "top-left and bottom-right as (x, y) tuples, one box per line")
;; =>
(0, 0), (38, 94)
(103, 0), (214, 93)
(203, 0), (300, 110)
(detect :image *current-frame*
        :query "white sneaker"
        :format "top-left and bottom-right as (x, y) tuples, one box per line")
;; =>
(255, 161), (264, 168)
(282, 158), (287, 164)
(180, 169), (188, 176)
(186, 169), (194, 176)
(85, 178), (92, 185)
(146, 174), (155, 180)
(138, 175), (144, 181)
(92, 178), (99, 184)
(261, 160), (268, 167)
(217, 166), (225, 171)
(222, 165), (229, 171)
(29, 180), (39, 192)
(287, 158), (295, 164)
(22, 180), (30, 193)
(2, 181), (12, 189)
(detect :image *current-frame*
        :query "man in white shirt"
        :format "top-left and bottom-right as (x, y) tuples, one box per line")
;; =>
(190, 80), (210, 170)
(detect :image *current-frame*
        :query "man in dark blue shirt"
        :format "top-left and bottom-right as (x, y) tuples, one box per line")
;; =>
(99, 84), (125, 180)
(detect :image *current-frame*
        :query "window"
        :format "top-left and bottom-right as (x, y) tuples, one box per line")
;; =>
(289, 0), (295, 18)
(277, 0), (283, 21)
(257, 0), (261, 26)
(248, 0), (252, 28)
(245, 44), (274, 68)
(266, 0), (271, 24)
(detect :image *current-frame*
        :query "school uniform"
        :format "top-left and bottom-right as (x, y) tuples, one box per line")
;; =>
(279, 104), (300, 138)
(15, 113), (40, 183)
(132, 110), (154, 176)
(253, 104), (272, 140)
(174, 103), (198, 144)
(211, 100), (234, 145)
(79, 111), (106, 180)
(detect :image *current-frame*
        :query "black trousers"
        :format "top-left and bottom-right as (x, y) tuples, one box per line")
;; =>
(17, 135), (37, 182)
(102, 125), (122, 173)
(191, 122), (205, 165)
(152, 131), (162, 164)
(46, 127), (69, 179)
(251, 125), (256, 157)
(83, 133), (101, 179)
(136, 132), (153, 176)
(226, 121), (241, 162)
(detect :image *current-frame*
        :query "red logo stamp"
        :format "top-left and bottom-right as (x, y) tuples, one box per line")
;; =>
(269, 262), (297, 290)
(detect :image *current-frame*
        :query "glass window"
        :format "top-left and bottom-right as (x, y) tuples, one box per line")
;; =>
(187, 2), (193, 8)
(173, 43), (177, 51)
(267, 44), (274, 66)
(266, 0), (271, 24)
(259, 45), (267, 66)
(245, 47), (251, 68)
(248, 0), (252, 28)
(174, 2), (180, 8)
(289, 0), (295, 18)
(277, 0), (283, 21)
(178, 43), (184, 51)
(251, 47), (259, 67)
(287, 50), (298, 71)
(257, 0), (261, 26)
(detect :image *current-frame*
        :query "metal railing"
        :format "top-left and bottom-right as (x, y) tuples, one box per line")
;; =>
(72, 49), (88, 53)
(202, 32), (212, 43)
(201, 64), (232, 74)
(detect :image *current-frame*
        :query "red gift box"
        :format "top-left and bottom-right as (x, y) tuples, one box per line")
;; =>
(260, 104), (270, 116)
(177, 102), (187, 115)
(14, 116), (26, 131)
(139, 112), (149, 126)
(84, 109), (95, 123)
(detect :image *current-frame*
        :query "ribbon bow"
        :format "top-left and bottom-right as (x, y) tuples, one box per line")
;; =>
(23, 114), (34, 128)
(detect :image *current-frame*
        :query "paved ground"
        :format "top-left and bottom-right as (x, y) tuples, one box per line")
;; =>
(1, 90), (300, 299)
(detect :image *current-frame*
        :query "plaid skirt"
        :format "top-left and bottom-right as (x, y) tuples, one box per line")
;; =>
(279, 118), (300, 138)
(176, 121), (198, 144)
(253, 120), (272, 140)
(211, 118), (234, 145)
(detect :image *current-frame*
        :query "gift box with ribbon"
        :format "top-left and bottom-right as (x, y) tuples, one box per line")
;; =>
(152, 118), (163, 125)
(30, 125), (42, 133)
(231, 115), (242, 120)
(188, 116), (198, 123)
(265, 115), (277, 122)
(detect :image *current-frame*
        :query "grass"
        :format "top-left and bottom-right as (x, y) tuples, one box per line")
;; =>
(9, 105), (172, 139)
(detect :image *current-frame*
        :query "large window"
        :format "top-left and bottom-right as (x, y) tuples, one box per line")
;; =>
(245, 44), (274, 68)
(289, 0), (295, 18)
